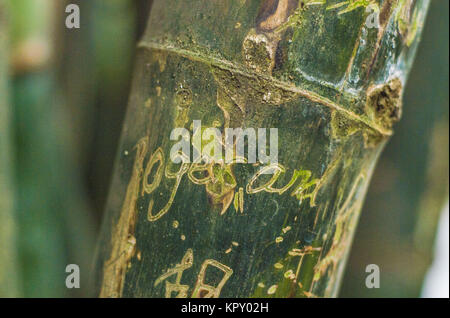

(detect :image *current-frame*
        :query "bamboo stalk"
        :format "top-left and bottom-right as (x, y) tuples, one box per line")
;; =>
(342, 0), (449, 297)
(9, 0), (96, 297)
(95, 0), (430, 298)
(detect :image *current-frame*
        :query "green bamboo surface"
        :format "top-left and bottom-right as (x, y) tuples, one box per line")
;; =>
(94, 0), (430, 298)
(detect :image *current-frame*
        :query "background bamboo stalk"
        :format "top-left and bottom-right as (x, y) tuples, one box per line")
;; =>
(8, 0), (96, 297)
(55, 0), (139, 223)
(341, 0), (449, 297)
(0, 0), (20, 297)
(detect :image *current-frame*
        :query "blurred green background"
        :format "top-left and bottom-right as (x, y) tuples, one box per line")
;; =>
(0, 0), (448, 297)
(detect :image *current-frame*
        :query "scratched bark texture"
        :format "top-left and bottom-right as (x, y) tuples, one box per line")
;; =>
(94, 0), (429, 298)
